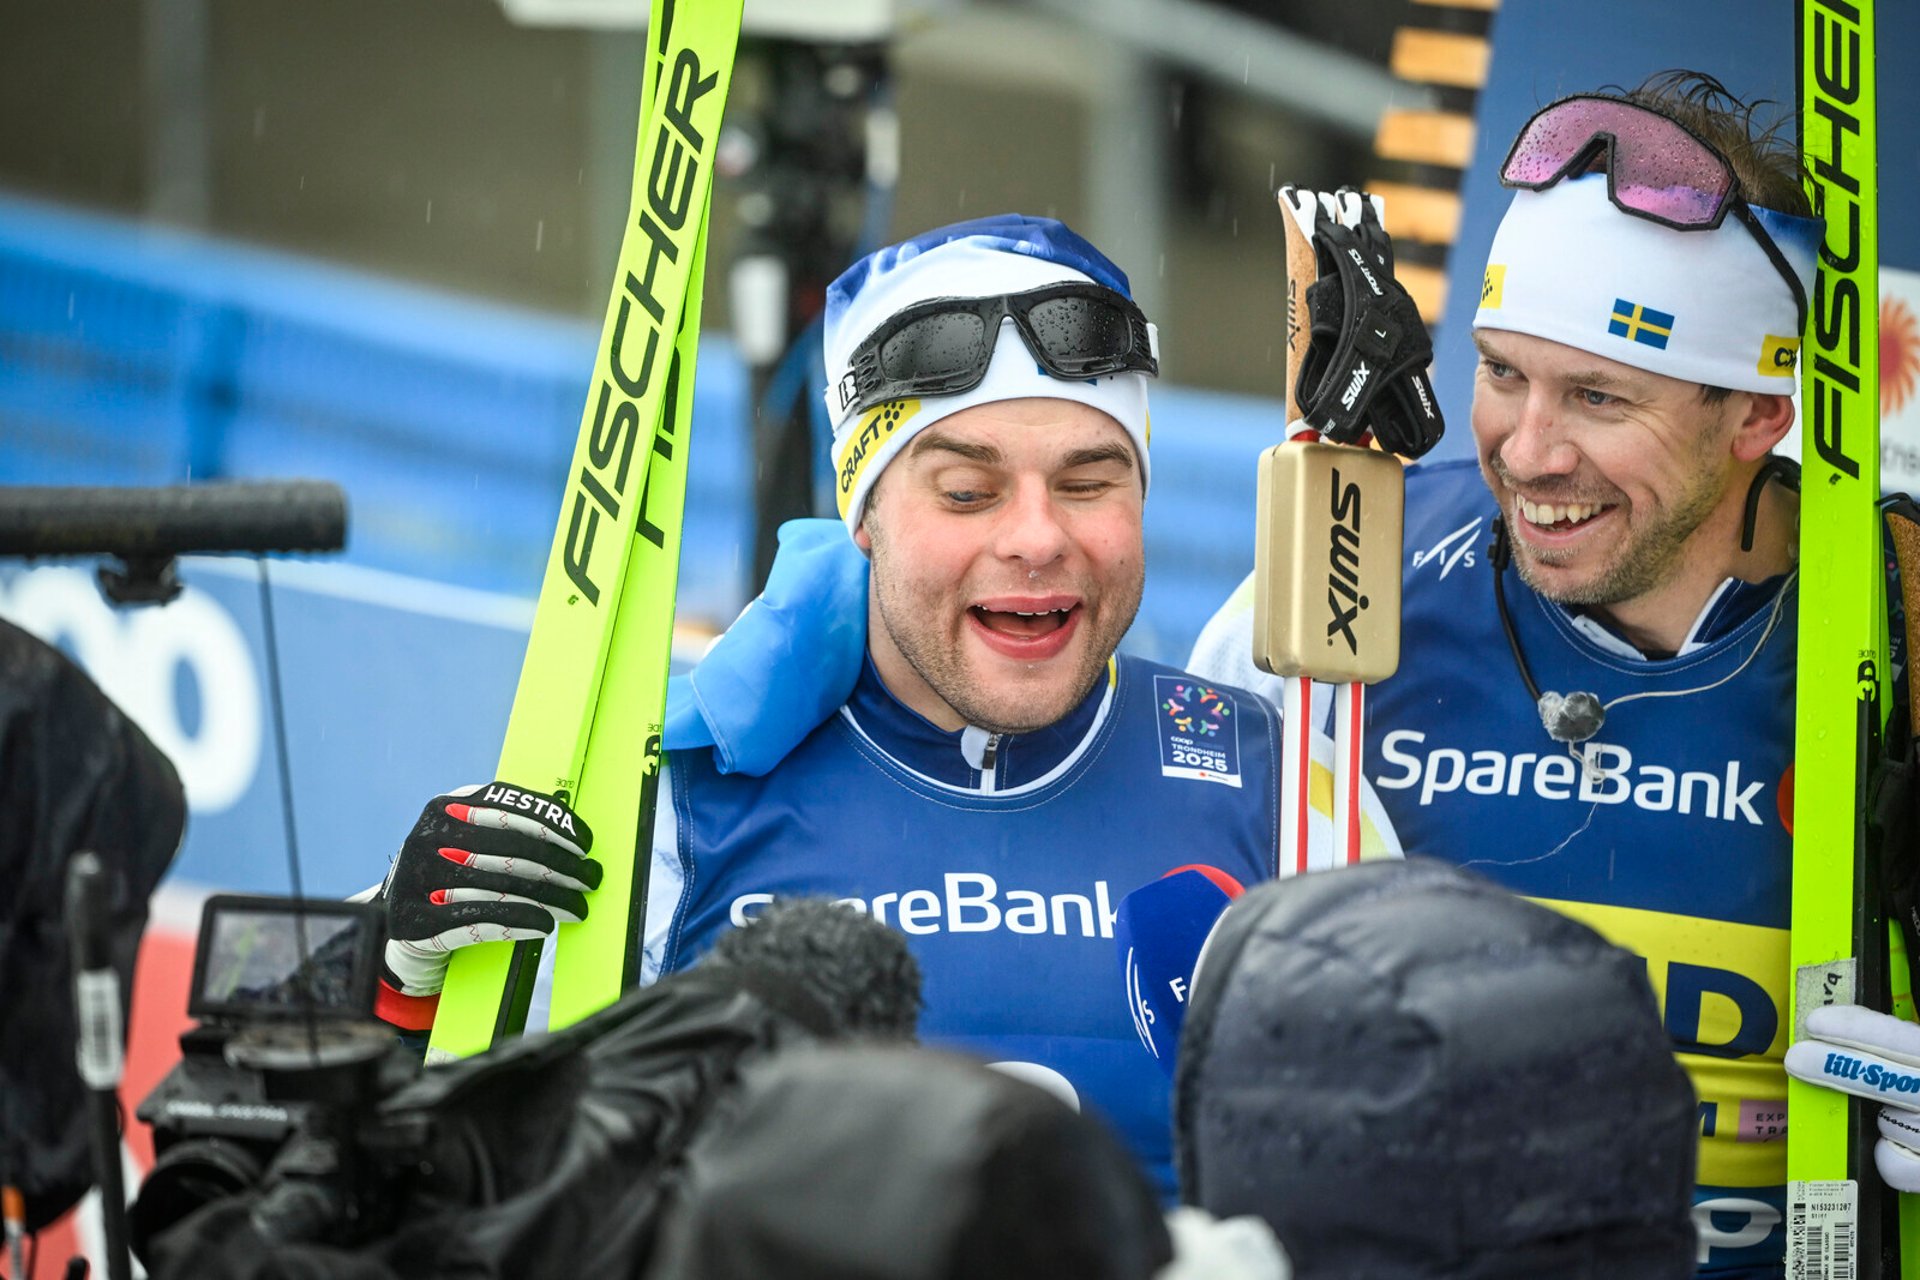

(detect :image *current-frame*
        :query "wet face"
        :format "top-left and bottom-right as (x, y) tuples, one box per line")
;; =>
(855, 398), (1145, 735)
(1470, 329), (1747, 608)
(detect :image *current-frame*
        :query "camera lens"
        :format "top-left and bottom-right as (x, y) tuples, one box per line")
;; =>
(128, 1137), (268, 1267)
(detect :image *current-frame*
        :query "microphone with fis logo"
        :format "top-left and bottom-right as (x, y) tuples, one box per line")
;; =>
(1114, 866), (1245, 1075)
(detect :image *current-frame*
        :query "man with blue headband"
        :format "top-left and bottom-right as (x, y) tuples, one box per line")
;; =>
(371, 214), (1289, 1194)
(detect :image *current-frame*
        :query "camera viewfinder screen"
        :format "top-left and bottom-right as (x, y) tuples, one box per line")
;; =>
(197, 907), (367, 1015)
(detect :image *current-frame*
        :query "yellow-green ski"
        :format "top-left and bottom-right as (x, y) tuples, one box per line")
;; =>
(550, 220), (708, 1030)
(428, 0), (744, 1062)
(1788, 0), (1892, 1272)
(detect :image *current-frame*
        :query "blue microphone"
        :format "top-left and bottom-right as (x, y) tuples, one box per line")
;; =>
(1115, 866), (1244, 1077)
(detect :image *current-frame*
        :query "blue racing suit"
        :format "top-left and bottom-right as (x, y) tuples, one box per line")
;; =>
(1190, 459), (1799, 1279)
(644, 651), (1280, 1195)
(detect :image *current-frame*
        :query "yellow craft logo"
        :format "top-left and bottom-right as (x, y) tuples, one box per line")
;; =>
(1480, 265), (1506, 309)
(835, 399), (921, 516)
(1757, 335), (1800, 377)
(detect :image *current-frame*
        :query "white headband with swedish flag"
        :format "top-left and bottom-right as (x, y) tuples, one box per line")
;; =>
(1473, 174), (1820, 394)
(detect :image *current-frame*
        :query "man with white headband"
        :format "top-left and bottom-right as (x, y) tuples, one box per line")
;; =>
(1188, 72), (1832, 1278)
(370, 214), (1284, 1195)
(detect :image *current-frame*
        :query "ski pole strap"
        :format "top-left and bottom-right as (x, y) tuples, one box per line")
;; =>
(1878, 497), (1920, 1006)
(1887, 496), (1920, 731)
(1290, 190), (1444, 457)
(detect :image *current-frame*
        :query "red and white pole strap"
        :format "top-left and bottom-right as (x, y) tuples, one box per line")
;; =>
(1278, 675), (1364, 873)
(1263, 187), (1405, 876)
(1332, 679), (1365, 865)
(1280, 675), (1314, 874)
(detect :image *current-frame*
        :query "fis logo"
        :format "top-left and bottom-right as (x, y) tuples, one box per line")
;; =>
(1123, 946), (1179, 1059)
(1409, 517), (1482, 581)
(1339, 361), (1372, 411)
(1327, 468), (1367, 653)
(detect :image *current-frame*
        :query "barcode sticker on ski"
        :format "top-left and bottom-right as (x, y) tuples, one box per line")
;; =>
(1786, 1179), (1857, 1280)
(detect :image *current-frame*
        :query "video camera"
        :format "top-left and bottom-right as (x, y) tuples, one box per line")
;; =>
(128, 895), (418, 1263)
(112, 896), (923, 1280)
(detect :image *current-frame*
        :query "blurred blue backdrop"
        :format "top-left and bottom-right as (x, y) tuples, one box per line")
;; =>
(0, 189), (1283, 895)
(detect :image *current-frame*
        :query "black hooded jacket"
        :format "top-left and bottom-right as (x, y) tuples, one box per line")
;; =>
(1176, 858), (1698, 1279)
(645, 1044), (1174, 1280)
(0, 619), (186, 1228)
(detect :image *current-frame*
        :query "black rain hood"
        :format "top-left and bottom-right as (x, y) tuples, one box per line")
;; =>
(644, 1044), (1174, 1280)
(1175, 858), (1697, 1279)
(0, 619), (186, 1229)
(145, 899), (924, 1280)
(145, 966), (849, 1280)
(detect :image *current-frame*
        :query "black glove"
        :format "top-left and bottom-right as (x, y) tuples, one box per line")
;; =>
(1293, 188), (1445, 459)
(379, 782), (599, 996)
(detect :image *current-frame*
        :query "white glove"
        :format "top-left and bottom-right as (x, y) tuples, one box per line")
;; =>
(1784, 1003), (1920, 1191)
(1157, 1207), (1291, 1280)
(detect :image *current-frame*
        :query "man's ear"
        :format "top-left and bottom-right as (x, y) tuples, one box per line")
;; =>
(851, 478), (882, 555)
(1730, 391), (1796, 463)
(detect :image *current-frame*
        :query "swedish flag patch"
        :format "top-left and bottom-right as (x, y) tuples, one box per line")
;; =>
(1608, 299), (1674, 349)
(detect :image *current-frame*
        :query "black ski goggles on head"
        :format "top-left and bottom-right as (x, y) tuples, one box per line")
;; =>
(1500, 94), (1808, 333)
(830, 282), (1159, 422)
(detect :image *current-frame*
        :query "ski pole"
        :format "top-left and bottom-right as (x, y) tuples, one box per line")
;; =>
(3, 1182), (24, 1280)
(1256, 187), (1407, 874)
(65, 853), (131, 1280)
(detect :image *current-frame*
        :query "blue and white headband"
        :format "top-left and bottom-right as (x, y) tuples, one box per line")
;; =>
(821, 215), (1154, 537)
